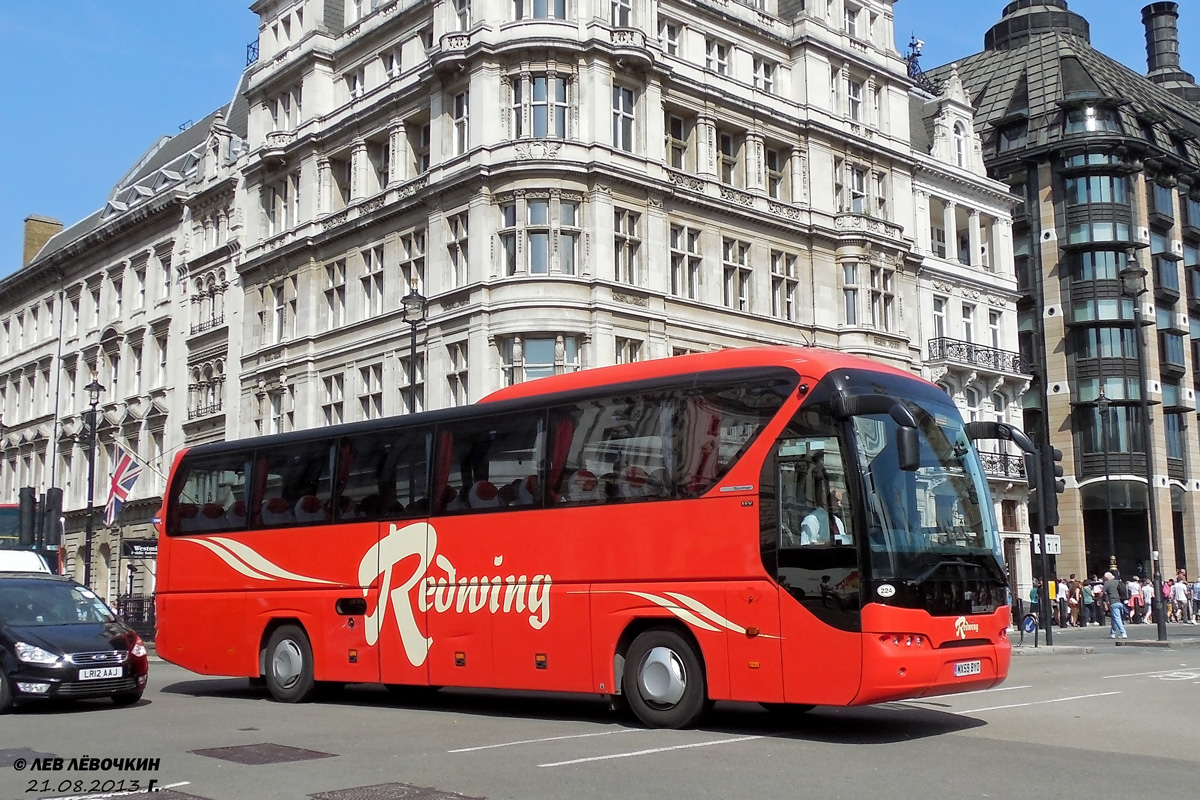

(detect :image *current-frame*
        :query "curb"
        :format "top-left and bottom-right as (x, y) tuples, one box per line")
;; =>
(1012, 645), (1094, 656)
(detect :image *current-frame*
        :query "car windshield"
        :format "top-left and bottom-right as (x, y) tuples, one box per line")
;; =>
(0, 581), (117, 627)
(852, 398), (1004, 583)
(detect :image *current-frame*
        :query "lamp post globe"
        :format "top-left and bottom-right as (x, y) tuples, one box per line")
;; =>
(400, 284), (427, 415)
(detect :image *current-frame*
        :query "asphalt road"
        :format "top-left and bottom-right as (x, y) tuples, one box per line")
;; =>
(3, 647), (1198, 800)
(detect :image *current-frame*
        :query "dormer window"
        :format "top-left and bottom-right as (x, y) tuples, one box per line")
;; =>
(953, 121), (966, 167)
(1065, 105), (1120, 135)
(997, 121), (1027, 152)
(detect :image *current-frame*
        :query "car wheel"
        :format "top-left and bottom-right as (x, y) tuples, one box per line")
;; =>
(623, 627), (708, 729)
(112, 691), (143, 706)
(265, 625), (317, 703)
(0, 673), (13, 713)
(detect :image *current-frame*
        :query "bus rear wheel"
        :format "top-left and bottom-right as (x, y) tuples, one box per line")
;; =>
(623, 628), (708, 729)
(265, 625), (317, 703)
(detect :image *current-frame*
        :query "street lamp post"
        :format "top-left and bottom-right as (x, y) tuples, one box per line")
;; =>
(1120, 253), (1167, 642)
(1097, 392), (1117, 574)
(82, 379), (105, 591)
(400, 282), (428, 415)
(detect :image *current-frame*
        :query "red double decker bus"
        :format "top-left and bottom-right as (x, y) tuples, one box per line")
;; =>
(156, 346), (1012, 728)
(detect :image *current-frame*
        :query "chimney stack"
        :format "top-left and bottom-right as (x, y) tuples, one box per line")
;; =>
(22, 215), (62, 268)
(1142, 3), (1200, 103)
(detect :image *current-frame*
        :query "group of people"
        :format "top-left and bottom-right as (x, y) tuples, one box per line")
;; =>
(1030, 570), (1200, 638)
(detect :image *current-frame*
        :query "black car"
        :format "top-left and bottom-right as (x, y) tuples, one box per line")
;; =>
(0, 572), (149, 711)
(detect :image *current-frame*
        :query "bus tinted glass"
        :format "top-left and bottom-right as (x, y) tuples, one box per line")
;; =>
(172, 453), (251, 534)
(253, 442), (336, 528)
(434, 413), (545, 513)
(550, 374), (795, 505)
(340, 428), (430, 520)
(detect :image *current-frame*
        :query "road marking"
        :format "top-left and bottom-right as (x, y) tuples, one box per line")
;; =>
(53, 781), (190, 800)
(538, 736), (761, 768)
(1102, 669), (1175, 680)
(450, 729), (636, 753)
(899, 684), (1031, 703)
(955, 691), (1121, 715)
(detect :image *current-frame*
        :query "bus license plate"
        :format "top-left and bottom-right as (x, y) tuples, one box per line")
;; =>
(78, 667), (122, 680)
(954, 660), (982, 678)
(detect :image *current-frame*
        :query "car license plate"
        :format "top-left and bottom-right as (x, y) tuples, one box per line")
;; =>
(78, 667), (122, 680)
(954, 660), (982, 678)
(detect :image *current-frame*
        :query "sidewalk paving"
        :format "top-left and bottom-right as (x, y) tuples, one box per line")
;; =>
(1010, 616), (1200, 655)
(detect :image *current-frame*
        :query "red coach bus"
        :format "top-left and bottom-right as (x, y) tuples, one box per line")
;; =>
(156, 346), (1013, 728)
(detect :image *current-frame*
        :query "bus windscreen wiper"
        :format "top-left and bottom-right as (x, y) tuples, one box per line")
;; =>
(906, 559), (984, 588)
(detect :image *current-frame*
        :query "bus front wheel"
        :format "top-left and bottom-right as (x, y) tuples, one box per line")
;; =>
(623, 628), (708, 729)
(265, 625), (317, 703)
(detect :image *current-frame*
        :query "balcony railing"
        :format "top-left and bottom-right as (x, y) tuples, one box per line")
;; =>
(246, 40), (259, 66)
(977, 451), (1027, 480)
(927, 337), (1025, 374)
(187, 402), (223, 421)
(190, 315), (225, 335)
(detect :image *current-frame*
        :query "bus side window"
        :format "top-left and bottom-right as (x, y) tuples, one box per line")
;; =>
(252, 441), (335, 528)
(435, 412), (545, 515)
(171, 453), (250, 535)
(341, 428), (430, 521)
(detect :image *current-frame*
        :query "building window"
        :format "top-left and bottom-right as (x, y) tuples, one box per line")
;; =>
(323, 374), (344, 426)
(368, 137), (389, 192)
(670, 224), (702, 299)
(514, 0), (567, 20)
(399, 354), (425, 414)
(156, 335), (168, 387)
(616, 336), (642, 364)
(1165, 413), (1187, 461)
(134, 269), (146, 310)
(658, 17), (680, 55)
(408, 120), (431, 174)
(843, 3), (859, 37)
(705, 38), (729, 75)
(447, 342), (469, 406)
(848, 166), (867, 213)
(933, 296), (946, 338)
(360, 363), (384, 420)
(718, 130), (741, 185)
(665, 112), (691, 169)
(997, 122), (1028, 152)
(399, 231), (426, 296)
(1065, 174), (1129, 206)
(765, 146), (786, 199)
(610, 0), (631, 26)
(847, 79), (863, 121)
(264, 173), (300, 236)
(448, 213), (469, 288)
(612, 85), (635, 152)
(989, 310), (1002, 350)
(770, 250), (798, 321)
(753, 57), (776, 93)
(869, 266), (894, 331)
(512, 74), (569, 139)
(452, 91), (469, 155)
(722, 238), (752, 311)
(843, 263), (859, 326)
(502, 335), (580, 385)
(455, 0), (472, 30)
(1065, 105), (1121, 134)
(500, 196), (580, 275)
(325, 260), (346, 329)
(961, 303), (975, 342)
(614, 209), (641, 284)
(953, 121), (966, 167)
(362, 245), (385, 319)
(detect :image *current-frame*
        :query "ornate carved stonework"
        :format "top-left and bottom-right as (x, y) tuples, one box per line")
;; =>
(612, 291), (649, 307)
(515, 141), (562, 159)
(834, 213), (902, 240)
(767, 200), (801, 220)
(719, 186), (754, 206)
(666, 171), (704, 191)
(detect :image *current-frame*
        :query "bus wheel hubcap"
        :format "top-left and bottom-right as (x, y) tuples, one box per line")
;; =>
(273, 641), (303, 688)
(640, 646), (686, 706)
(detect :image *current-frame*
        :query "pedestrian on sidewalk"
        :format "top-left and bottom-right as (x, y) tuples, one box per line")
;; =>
(1170, 578), (1192, 624)
(1128, 577), (1145, 623)
(1091, 575), (1107, 626)
(1141, 578), (1155, 624)
(1104, 571), (1128, 639)
(1081, 581), (1095, 626)
(1058, 577), (1070, 628)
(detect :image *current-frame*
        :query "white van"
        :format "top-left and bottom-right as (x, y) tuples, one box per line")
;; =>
(0, 550), (52, 573)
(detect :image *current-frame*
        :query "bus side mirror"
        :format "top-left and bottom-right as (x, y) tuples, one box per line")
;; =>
(897, 427), (920, 472)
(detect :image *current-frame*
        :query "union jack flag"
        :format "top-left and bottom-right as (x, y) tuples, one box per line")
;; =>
(104, 447), (143, 526)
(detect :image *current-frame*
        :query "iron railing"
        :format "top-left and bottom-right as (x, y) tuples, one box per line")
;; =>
(927, 336), (1026, 374)
(977, 450), (1027, 479)
(189, 315), (225, 335)
(187, 402), (223, 420)
(116, 594), (156, 641)
(246, 40), (259, 66)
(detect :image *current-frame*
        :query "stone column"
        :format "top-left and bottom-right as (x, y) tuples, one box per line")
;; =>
(968, 209), (982, 268)
(943, 201), (958, 263)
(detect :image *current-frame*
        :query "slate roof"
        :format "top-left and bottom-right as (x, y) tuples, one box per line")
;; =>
(926, 3), (1200, 161)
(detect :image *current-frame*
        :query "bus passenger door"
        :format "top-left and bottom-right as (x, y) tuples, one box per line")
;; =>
(773, 443), (863, 706)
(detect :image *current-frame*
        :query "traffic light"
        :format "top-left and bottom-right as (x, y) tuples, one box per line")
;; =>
(18, 487), (36, 546)
(43, 487), (64, 546)
(1040, 447), (1066, 528)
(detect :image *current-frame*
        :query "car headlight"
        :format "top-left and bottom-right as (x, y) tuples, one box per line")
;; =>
(15, 642), (62, 666)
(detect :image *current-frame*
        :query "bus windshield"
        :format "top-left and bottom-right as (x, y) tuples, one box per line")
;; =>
(852, 395), (1007, 615)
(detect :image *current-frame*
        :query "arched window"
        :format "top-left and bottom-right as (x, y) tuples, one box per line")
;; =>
(953, 121), (966, 168)
(964, 387), (980, 422)
(992, 392), (1006, 423)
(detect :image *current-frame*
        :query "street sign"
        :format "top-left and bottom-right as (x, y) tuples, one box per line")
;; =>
(1031, 534), (1062, 555)
(121, 538), (159, 559)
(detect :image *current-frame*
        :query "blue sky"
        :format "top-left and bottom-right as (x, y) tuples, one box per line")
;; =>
(1, 1), (1196, 277)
